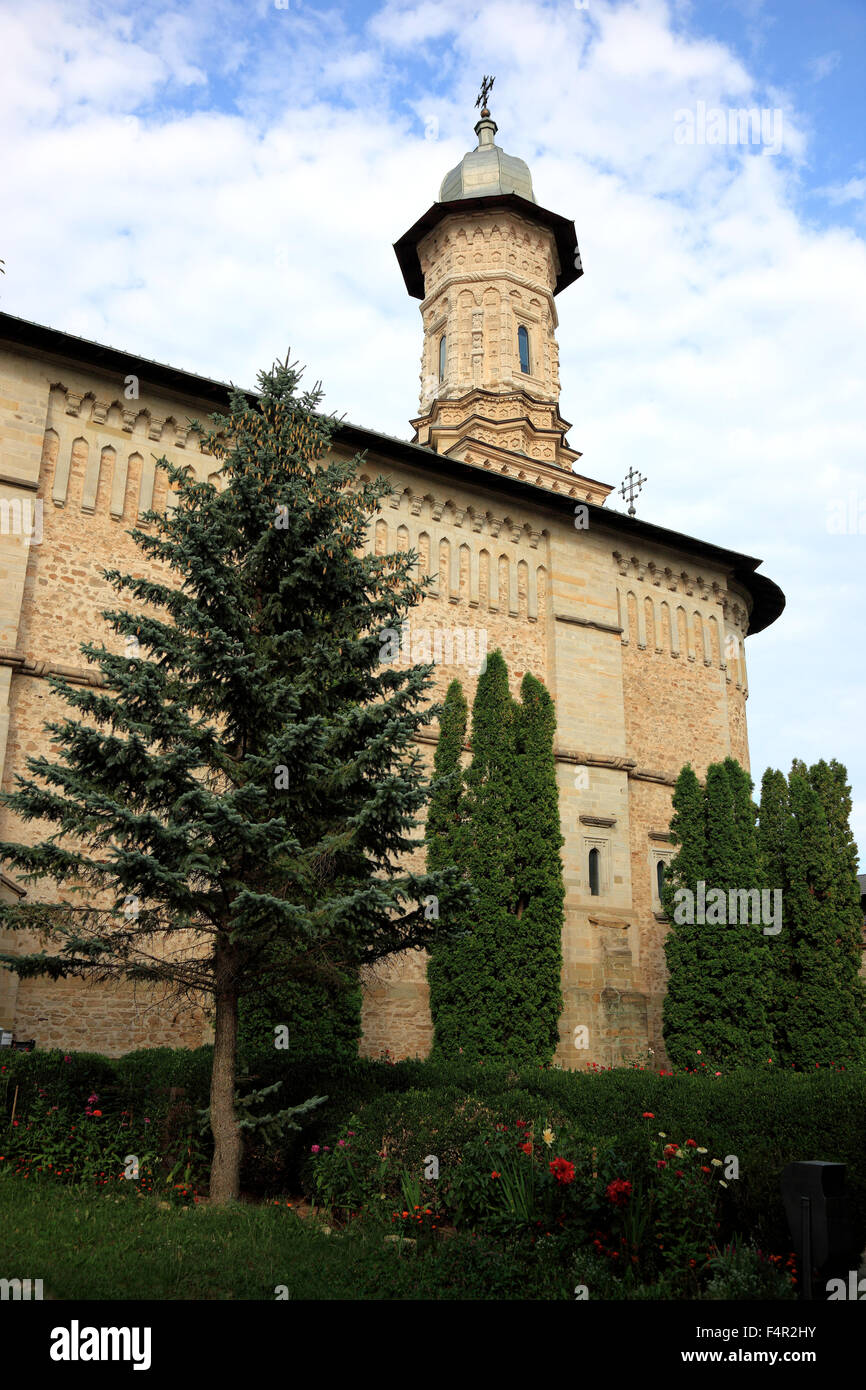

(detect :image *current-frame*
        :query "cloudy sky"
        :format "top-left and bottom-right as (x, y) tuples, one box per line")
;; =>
(2, 0), (865, 860)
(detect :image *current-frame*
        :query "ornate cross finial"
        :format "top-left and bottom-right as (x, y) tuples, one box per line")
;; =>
(619, 467), (647, 516)
(475, 74), (495, 114)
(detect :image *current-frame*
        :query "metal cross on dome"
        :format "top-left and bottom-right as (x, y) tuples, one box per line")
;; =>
(619, 467), (646, 516)
(475, 74), (495, 112)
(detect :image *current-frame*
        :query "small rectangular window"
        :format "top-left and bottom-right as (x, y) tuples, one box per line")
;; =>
(518, 324), (530, 374)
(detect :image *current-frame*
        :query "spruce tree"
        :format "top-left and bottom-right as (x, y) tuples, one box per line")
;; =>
(661, 763), (708, 1066)
(0, 358), (472, 1201)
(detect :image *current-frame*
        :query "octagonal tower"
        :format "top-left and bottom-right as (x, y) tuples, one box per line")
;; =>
(394, 96), (610, 505)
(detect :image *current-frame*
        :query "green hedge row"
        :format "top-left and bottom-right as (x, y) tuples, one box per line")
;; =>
(2, 1048), (864, 1251)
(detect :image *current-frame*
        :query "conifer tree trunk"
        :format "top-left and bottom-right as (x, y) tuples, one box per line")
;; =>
(209, 944), (242, 1204)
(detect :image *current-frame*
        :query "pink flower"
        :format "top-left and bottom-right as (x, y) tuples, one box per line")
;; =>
(63, 1055), (71, 1063)
(337, 1140), (346, 1147)
(311, 1144), (320, 1154)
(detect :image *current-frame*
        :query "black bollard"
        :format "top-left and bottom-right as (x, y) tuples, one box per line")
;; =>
(782, 1162), (859, 1301)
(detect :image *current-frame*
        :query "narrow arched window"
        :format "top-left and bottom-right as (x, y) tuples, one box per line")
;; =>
(438, 334), (446, 381)
(518, 324), (530, 374)
(656, 859), (665, 901)
(588, 848), (600, 897)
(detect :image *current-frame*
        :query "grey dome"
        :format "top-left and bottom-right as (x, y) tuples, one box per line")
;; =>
(438, 114), (536, 204)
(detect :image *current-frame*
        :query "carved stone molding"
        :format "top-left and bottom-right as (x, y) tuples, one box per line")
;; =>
(0, 472), (39, 490)
(580, 814), (617, 828)
(588, 913), (630, 930)
(0, 649), (105, 688)
(554, 613), (623, 635)
(632, 768), (677, 787)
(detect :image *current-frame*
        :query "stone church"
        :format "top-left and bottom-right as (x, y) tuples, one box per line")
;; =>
(0, 94), (784, 1066)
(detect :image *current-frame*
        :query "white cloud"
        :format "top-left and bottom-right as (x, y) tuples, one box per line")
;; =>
(819, 177), (866, 206)
(808, 51), (841, 83)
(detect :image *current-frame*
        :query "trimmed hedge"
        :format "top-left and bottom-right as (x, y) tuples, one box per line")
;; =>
(2, 1049), (864, 1253)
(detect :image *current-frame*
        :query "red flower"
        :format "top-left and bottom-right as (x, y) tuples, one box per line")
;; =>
(641, 1112), (655, 1118)
(685, 1139), (697, 1148)
(490, 1171), (501, 1179)
(606, 1178), (632, 1206)
(663, 1143), (678, 1156)
(519, 1141), (533, 1154)
(549, 1157), (576, 1185)
(657, 1160), (667, 1168)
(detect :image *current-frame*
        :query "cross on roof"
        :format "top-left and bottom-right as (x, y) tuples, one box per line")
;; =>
(475, 75), (495, 113)
(619, 467), (647, 516)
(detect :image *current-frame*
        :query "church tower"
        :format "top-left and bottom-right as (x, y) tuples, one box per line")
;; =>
(394, 88), (611, 505)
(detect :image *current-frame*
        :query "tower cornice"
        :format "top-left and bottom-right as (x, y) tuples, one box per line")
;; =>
(394, 191), (581, 300)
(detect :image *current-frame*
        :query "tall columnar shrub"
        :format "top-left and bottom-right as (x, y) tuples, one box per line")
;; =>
(426, 680), (470, 1056)
(757, 767), (792, 1055)
(663, 760), (771, 1067)
(661, 764), (708, 1065)
(424, 680), (468, 877)
(428, 654), (564, 1064)
(508, 672), (565, 1063)
(795, 758), (865, 1001)
(429, 651), (516, 1062)
(780, 768), (866, 1067)
(237, 959), (362, 1066)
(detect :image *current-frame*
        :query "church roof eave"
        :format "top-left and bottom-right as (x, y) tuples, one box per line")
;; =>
(0, 309), (784, 636)
(393, 192), (582, 299)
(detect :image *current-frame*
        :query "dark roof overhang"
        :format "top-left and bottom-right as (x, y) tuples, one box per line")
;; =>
(393, 192), (582, 299)
(0, 310), (784, 636)
(333, 421), (785, 636)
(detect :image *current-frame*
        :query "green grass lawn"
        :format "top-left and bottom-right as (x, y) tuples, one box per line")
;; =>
(0, 1173), (564, 1300)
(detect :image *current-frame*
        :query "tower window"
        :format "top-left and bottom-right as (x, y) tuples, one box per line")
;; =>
(438, 334), (446, 381)
(518, 324), (530, 374)
(588, 847), (600, 897)
(656, 859), (665, 901)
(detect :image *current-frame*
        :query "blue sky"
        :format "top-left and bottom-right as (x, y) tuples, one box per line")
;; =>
(1, 0), (865, 858)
